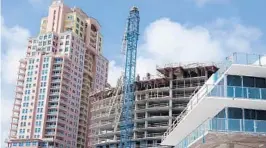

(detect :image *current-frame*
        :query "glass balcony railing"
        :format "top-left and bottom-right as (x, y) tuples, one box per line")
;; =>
(163, 85), (266, 142)
(215, 53), (265, 80)
(176, 118), (266, 148)
(208, 85), (266, 100)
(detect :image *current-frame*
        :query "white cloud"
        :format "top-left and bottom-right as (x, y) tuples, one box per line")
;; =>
(108, 60), (124, 86)
(1, 16), (30, 147)
(107, 18), (263, 86)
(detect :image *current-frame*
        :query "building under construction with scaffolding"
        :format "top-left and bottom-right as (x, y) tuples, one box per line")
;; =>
(87, 63), (218, 148)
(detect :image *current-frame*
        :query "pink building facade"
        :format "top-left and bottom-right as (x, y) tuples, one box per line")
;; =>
(93, 55), (109, 91)
(7, 1), (108, 148)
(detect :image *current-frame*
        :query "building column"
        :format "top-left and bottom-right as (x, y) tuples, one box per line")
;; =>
(145, 100), (148, 138)
(169, 70), (173, 125)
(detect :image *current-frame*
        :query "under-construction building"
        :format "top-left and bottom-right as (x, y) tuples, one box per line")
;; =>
(87, 63), (218, 148)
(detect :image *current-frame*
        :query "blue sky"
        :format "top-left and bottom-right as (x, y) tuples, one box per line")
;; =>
(1, 0), (266, 146)
(2, 0), (266, 61)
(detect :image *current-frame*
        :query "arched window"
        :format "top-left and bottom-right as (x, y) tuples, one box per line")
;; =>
(91, 24), (97, 32)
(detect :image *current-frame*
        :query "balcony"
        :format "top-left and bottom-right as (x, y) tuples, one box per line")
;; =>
(209, 85), (266, 100)
(12, 113), (20, 119)
(14, 100), (22, 106)
(45, 132), (56, 136)
(52, 79), (61, 83)
(48, 105), (58, 108)
(89, 42), (96, 49)
(50, 92), (60, 96)
(18, 70), (26, 76)
(17, 76), (24, 82)
(148, 103), (169, 109)
(13, 107), (20, 113)
(52, 73), (61, 77)
(177, 118), (266, 148)
(163, 85), (266, 144)
(148, 123), (168, 128)
(46, 125), (56, 129)
(11, 120), (19, 125)
(146, 133), (163, 138)
(19, 65), (26, 71)
(90, 31), (97, 38)
(47, 111), (57, 115)
(15, 89), (23, 94)
(49, 98), (59, 103)
(47, 118), (57, 122)
(16, 82), (24, 88)
(59, 105), (68, 112)
(136, 87), (170, 94)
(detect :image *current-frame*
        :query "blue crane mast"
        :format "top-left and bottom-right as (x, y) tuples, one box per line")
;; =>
(120, 6), (140, 148)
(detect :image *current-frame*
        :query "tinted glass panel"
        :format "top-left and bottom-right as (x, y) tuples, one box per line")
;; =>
(256, 110), (266, 120)
(244, 109), (256, 120)
(228, 108), (242, 119)
(255, 77), (266, 88)
(215, 109), (226, 118)
(243, 76), (255, 87)
(227, 75), (242, 86)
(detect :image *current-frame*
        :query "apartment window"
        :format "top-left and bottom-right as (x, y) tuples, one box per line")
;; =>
(77, 17), (80, 22)
(65, 47), (69, 52)
(81, 21), (84, 26)
(35, 128), (41, 133)
(75, 29), (79, 34)
(39, 36), (43, 40)
(48, 40), (51, 45)
(67, 15), (73, 20)
(66, 41), (69, 45)
(76, 23), (79, 28)
(44, 35), (47, 40)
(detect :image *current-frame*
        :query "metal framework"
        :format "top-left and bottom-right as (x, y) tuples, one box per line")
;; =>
(120, 6), (140, 148)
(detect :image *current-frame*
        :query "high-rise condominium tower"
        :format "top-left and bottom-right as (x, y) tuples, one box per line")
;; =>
(7, 0), (108, 148)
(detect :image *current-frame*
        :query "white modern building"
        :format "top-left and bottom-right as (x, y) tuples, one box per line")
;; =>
(161, 53), (266, 148)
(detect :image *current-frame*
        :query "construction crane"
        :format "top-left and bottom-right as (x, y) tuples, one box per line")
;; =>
(119, 6), (140, 148)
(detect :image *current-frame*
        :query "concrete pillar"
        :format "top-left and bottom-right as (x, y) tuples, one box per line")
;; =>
(169, 99), (172, 126)
(169, 70), (173, 126)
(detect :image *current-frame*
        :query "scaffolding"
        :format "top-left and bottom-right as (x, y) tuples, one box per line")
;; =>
(87, 63), (218, 148)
